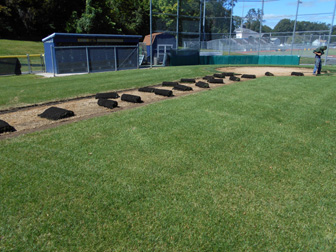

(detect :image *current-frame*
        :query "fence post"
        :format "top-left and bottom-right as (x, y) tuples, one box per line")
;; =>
(150, 0), (153, 68)
(86, 47), (90, 73)
(27, 54), (32, 74)
(228, 0), (234, 56)
(40, 54), (45, 72)
(325, 0), (336, 66)
(114, 47), (118, 71)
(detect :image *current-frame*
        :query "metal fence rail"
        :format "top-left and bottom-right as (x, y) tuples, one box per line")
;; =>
(0, 54), (45, 74)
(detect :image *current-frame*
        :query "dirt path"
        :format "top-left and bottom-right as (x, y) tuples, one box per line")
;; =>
(0, 66), (314, 140)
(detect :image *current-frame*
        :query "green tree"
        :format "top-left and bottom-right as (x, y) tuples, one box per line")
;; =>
(244, 8), (263, 31)
(108, 0), (150, 36)
(273, 19), (329, 33)
(0, 0), (85, 40)
(75, 0), (118, 34)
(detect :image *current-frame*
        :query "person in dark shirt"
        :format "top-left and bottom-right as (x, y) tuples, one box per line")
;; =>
(313, 46), (327, 75)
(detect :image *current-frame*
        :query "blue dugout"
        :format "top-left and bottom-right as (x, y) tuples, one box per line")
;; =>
(42, 33), (142, 74)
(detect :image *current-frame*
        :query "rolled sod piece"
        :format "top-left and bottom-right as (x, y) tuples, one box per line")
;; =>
(196, 81), (210, 88)
(209, 78), (224, 84)
(38, 107), (75, 120)
(229, 76), (240, 81)
(222, 72), (235, 77)
(154, 89), (173, 97)
(162, 81), (178, 87)
(180, 78), (196, 83)
(95, 92), (119, 99)
(97, 99), (118, 109)
(202, 76), (215, 81)
(265, 72), (274, 76)
(0, 119), (16, 134)
(291, 72), (304, 76)
(241, 74), (256, 79)
(173, 84), (193, 91)
(213, 73), (226, 78)
(121, 94), (143, 103)
(138, 87), (156, 93)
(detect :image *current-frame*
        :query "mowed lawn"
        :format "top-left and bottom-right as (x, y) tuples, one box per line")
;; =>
(0, 65), (221, 109)
(1, 67), (336, 251)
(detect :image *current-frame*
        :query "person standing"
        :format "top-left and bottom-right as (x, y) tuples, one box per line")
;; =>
(313, 46), (327, 75)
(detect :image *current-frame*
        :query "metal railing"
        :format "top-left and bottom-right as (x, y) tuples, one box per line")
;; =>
(0, 54), (45, 74)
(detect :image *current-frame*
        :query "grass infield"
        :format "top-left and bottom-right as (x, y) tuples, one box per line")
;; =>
(1, 68), (336, 251)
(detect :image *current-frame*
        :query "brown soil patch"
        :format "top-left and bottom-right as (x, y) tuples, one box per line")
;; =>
(0, 66), (314, 140)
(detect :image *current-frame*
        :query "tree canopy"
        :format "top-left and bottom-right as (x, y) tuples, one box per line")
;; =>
(0, 0), (150, 40)
(0, 1), (333, 41)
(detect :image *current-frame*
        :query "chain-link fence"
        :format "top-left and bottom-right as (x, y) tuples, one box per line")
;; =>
(0, 54), (45, 75)
(150, 0), (336, 65)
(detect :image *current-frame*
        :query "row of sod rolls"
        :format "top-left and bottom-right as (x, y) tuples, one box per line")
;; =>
(96, 91), (143, 110)
(96, 92), (119, 109)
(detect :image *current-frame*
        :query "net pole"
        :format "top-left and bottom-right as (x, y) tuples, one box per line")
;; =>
(228, 0), (234, 56)
(176, 0), (180, 48)
(203, 0), (206, 42)
(258, 0), (265, 56)
(291, 0), (301, 55)
(324, 0), (336, 66)
(150, 0), (153, 68)
(199, 0), (202, 49)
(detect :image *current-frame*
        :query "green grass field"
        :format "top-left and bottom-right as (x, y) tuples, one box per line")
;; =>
(1, 65), (336, 251)
(0, 39), (44, 56)
(0, 65), (223, 109)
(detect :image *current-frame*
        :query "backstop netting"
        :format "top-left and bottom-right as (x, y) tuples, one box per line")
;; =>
(151, 0), (336, 65)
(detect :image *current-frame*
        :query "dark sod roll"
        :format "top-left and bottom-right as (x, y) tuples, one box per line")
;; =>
(291, 72), (304, 76)
(265, 72), (274, 76)
(121, 94), (143, 103)
(97, 99), (118, 109)
(222, 72), (235, 76)
(195, 81), (210, 88)
(173, 84), (193, 91)
(162, 81), (178, 87)
(0, 119), (16, 134)
(209, 78), (224, 84)
(138, 87), (156, 93)
(241, 74), (256, 79)
(202, 76), (215, 81)
(229, 76), (240, 81)
(38, 107), (75, 120)
(213, 73), (226, 78)
(154, 89), (173, 97)
(95, 92), (119, 99)
(180, 78), (196, 83)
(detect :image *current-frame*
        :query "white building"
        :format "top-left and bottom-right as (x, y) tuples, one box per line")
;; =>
(234, 27), (260, 39)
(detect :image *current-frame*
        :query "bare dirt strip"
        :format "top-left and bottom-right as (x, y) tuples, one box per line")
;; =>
(0, 67), (314, 140)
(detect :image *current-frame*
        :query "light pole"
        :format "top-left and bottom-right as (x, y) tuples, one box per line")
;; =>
(291, 0), (302, 55)
(176, 0), (180, 48)
(203, 0), (206, 42)
(229, 0), (234, 55)
(150, 0), (152, 68)
(258, 0), (265, 56)
(324, 0), (336, 66)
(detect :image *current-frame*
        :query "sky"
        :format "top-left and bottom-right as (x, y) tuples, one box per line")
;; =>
(232, 0), (336, 28)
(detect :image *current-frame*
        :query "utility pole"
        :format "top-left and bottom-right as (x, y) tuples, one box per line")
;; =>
(203, 0), (206, 42)
(325, 0), (336, 65)
(258, 0), (265, 56)
(291, 0), (302, 55)
(176, 0), (180, 48)
(229, 0), (234, 55)
(150, 0), (152, 68)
